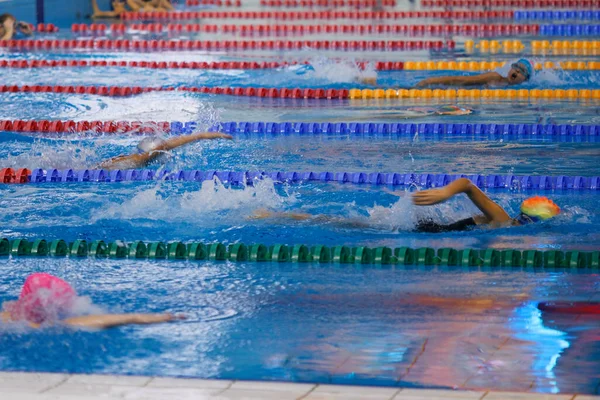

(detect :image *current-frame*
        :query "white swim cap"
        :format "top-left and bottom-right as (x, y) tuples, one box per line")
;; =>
(137, 136), (166, 154)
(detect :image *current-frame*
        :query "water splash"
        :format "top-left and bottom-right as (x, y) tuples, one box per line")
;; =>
(95, 177), (295, 225)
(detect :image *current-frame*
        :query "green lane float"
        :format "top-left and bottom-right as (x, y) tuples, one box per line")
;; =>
(0, 237), (598, 270)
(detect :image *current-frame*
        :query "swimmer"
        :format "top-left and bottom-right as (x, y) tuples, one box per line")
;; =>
(97, 131), (233, 170)
(415, 59), (534, 88)
(90, 0), (128, 18)
(251, 177), (560, 233)
(0, 13), (33, 40)
(1, 273), (183, 329)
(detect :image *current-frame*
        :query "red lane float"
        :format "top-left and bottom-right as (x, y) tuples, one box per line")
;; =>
(538, 302), (600, 315)
(0, 39), (453, 51)
(0, 85), (351, 99)
(0, 59), (405, 70)
(73, 23), (539, 37)
(0, 119), (170, 134)
(0, 168), (31, 184)
(259, 0), (396, 7)
(120, 10), (514, 20)
(185, 0), (241, 6)
(35, 23), (59, 33)
(422, 0), (598, 8)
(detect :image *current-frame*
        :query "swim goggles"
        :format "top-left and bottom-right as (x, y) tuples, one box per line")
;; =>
(511, 62), (531, 80)
(515, 213), (540, 225)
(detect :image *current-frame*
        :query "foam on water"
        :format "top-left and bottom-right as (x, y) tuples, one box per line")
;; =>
(79, 91), (219, 124)
(95, 177), (296, 225)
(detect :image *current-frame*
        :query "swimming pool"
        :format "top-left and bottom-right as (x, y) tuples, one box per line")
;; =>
(1, 0), (600, 396)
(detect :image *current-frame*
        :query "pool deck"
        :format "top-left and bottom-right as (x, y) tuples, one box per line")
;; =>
(0, 372), (598, 400)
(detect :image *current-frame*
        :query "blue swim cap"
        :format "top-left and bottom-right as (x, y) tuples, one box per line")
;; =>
(294, 64), (315, 75)
(511, 59), (534, 80)
(137, 136), (166, 154)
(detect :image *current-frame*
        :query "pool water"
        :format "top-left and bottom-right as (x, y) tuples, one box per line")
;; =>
(1, 259), (599, 394)
(1, 0), (600, 395)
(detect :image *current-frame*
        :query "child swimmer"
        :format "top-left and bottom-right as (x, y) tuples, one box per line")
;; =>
(251, 178), (560, 233)
(97, 131), (232, 170)
(1, 273), (183, 329)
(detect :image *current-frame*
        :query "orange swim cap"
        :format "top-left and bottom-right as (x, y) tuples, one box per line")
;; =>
(520, 196), (560, 220)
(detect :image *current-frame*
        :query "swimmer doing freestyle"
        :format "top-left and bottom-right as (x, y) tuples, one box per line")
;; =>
(97, 131), (232, 170)
(415, 59), (534, 88)
(252, 177), (560, 233)
(1, 273), (183, 329)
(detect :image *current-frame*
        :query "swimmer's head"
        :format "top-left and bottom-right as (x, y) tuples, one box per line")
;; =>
(137, 136), (167, 154)
(516, 196), (560, 225)
(6, 273), (76, 324)
(508, 59), (534, 85)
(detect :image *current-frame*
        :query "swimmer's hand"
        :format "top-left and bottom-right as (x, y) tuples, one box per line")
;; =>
(412, 188), (450, 206)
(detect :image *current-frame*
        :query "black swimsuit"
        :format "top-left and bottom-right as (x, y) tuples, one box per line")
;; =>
(416, 217), (477, 233)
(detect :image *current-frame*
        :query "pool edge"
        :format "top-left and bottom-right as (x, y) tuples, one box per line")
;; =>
(0, 371), (598, 399)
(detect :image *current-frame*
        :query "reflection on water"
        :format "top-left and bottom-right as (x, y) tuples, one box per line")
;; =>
(4, 260), (596, 393)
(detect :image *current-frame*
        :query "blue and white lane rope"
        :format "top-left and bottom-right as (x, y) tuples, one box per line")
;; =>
(12, 169), (600, 190)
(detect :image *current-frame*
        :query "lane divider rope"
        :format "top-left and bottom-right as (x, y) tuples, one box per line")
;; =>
(403, 60), (600, 71)
(35, 23), (59, 33)
(2, 120), (599, 140)
(1, 168), (599, 191)
(421, 0), (597, 8)
(119, 10), (515, 20)
(74, 23), (540, 36)
(0, 59), (311, 70)
(258, 0), (397, 7)
(0, 39), (453, 51)
(539, 24), (600, 36)
(1, 237), (598, 268)
(516, 10), (600, 20)
(465, 39), (600, 54)
(2, 85), (600, 100)
(3, 59), (600, 72)
(185, 0), (242, 6)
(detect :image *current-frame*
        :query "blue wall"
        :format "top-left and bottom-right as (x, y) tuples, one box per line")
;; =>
(0, 0), (109, 26)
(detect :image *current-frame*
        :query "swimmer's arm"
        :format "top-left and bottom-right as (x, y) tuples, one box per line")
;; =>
(412, 178), (511, 224)
(359, 77), (378, 85)
(249, 209), (372, 228)
(126, 0), (143, 11)
(63, 313), (182, 329)
(155, 132), (233, 152)
(90, 0), (121, 17)
(96, 153), (152, 170)
(158, 0), (175, 11)
(415, 72), (504, 87)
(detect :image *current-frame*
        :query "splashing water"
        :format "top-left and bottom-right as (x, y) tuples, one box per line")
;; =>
(73, 92), (220, 125)
(95, 177), (296, 225)
(308, 56), (377, 83)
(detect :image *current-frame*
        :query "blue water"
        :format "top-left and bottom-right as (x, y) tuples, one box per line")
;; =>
(1, 260), (599, 394)
(1, 2), (600, 395)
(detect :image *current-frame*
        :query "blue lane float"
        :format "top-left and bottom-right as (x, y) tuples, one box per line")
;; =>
(539, 24), (600, 36)
(194, 122), (600, 141)
(515, 10), (600, 21)
(22, 169), (600, 190)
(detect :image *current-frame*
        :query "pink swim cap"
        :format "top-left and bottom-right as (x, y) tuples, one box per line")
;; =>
(9, 273), (76, 324)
